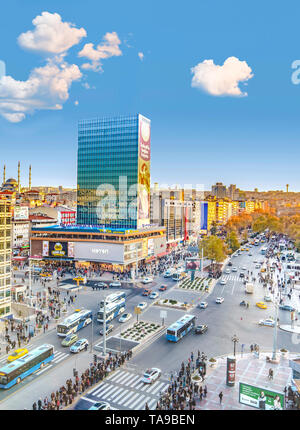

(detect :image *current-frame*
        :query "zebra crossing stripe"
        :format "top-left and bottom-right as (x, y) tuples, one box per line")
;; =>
(106, 369), (121, 380)
(106, 386), (124, 400)
(53, 353), (69, 364)
(122, 391), (140, 407)
(35, 364), (53, 375)
(133, 382), (144, 390)
(130, 393), (146, 409)
(128, 375), (141, 387)
(136, 396), (151, 410)
(113, 388), (130, 404)
(118, 372), (136, 385)
(113, 389), (133, 404)
(101, 386), (122, 400)
(89, 383), (104, 396)
(93, 384), (112, 398)
(151, 382), (165, 395)
(148, 398), (157, 410)
(109, 370), (126, 382)
(130, 377), (142, 388)
(123, 373), (140, 386)
(144, 380), (161, 393)
(91, 383), (108, 397)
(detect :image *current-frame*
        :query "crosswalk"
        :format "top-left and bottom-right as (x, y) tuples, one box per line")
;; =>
(221, 275), (242, 282)
(86, 369), (169, 410)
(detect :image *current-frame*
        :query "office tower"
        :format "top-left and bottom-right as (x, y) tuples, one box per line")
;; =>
(211, 182), (227, 199)
(77, 114), (151, 229)
(0, 198), (12, 318)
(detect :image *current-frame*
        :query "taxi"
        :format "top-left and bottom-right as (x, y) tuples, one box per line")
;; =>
(73, 276), (84, 282)
(256, 301), (267, 309)
(41, 272), (51, 277)
(260, 268), (266, 273)
(246, 248), (249, 251)
(7, 348), (28, 362)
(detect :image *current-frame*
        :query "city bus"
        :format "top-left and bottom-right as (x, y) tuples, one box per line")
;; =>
(0, 344), (54, 389)
(166, 314), (196, 342)
(56, 309), (93, 337)
(97, 293), (126, 323)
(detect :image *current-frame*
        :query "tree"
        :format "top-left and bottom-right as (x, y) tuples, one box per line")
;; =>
(199, 235), (227, 266)
(226, 231), (240, 253)
(210, 221), (217, 236)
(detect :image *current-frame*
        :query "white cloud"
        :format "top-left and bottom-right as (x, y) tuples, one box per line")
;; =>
(74, 100), (79, 106)
(191, 56), (253, 97)
(138, 52), (144, 61)
(78, 32), (122, 72)
(0, 59), (82, 122)
(18, 11), (86, 55)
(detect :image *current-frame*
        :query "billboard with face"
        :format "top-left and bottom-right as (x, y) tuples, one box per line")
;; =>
(137, 114), (151, 228)
(185, 258), (201, 271)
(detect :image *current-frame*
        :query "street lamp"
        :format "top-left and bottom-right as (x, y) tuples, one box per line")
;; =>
(272, 298), (279, 361)
(232, 334), (239, 357)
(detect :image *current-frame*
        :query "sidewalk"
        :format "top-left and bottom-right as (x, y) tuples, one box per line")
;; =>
(195, 351), (294, 410)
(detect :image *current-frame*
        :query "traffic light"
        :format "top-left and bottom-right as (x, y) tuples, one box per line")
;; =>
(93, 354), (97, 362)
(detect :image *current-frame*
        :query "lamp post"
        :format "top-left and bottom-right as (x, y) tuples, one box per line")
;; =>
(272, 298), (279, 361)
(232, 334), (239, 357)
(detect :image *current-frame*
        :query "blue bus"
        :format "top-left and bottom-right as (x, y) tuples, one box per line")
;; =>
(57, 309), (93, 337)
(0, 344), (54, 389)
(166, 314), (196, 342)
(97, 292), (126, 323)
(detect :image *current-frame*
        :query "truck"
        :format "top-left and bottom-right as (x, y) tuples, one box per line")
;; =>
(245, 283), (254, 294)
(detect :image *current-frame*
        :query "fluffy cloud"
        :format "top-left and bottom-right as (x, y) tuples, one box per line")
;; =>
(138, 52), (144, 61)
(78, 32), (122, 71)
(18, 12), (86, 54)
(0, 60), (82, 122)
(191, 56), (253, 97)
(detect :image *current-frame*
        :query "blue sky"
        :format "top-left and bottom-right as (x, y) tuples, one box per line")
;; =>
(0, 0), (300, 191)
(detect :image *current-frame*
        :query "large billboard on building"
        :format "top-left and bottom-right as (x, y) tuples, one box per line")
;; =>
(74, 242), (124, 264)
(200, 202), (208, 231)
(49, 242), (68, 258)
(137, 114), (151, 229)
(14, 207), (29, 220)
(185, 258), (201, 271)
(239, 382), (284, 410)
(42, 241), (49, 257)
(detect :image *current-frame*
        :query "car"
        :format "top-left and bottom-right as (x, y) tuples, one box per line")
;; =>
(264, 295), (272, 302)
(228, 261), (233, 266)
(279, 304), (295, 312)
(232, 267), (237, 272)
(239, 273), (245, 278)
(89, 401), (111, 410)
(61, 333), (78, 347)
(259, 318), (275, 327)
(232, 254), (238, 257)
(225, 269), (231, 274)
(109, 281), (122, 287)
(248, 253), (252, 256)
(240, 248), (245, 251)
(99, 324), (114, 336)
(142, 277), (153, 284)
(119, 313), (132, 323)
(220, 279), (227, 285)
(95, 282), (108, 289)
(256, 302), (267, 309)
(70, 338), (89, 353)
(7, 348), (28, 362)
(198, 301), (208, 309)
(137, 302), (147, 311)
(242, 266), (247, 270)
(246, 248), (249, 251)
(159, 285), (167, 291)
(141, 367), (161, 384)
(260, 268), (266, 273)
(255, 264), (261, 269)
(142, 289), (152, 296)
(195, 324), (208, 334)
(149, 292), (159, 299)
(216, 297), (224, 304)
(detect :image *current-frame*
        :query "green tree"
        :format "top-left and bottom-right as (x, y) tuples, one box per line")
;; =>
(210, 221), (217, 236)
(199, 235), (227, 265)
(226, 231), (240, 252)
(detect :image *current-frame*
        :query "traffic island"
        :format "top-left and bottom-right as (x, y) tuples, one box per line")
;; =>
(154, 298), (192, 311)
(177, 276), (212, 292)
(119, 321), (162, 343)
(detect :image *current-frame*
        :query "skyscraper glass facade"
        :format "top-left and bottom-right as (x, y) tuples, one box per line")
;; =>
(77, 114), (151, 229)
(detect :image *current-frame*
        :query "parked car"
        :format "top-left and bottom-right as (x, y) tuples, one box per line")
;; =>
(137, 302), (147, 311)
(70, 338), (89, 353)
(61, 333), (78, 347)
(149, 292), (159, 299)
(195, 324), (208, 334)
(119, 313), (132, 323)
(89, 401), (111, 410)
(141, 368), (161, 384)
(99, 324), (114, 336)
(109, 281), (122, 287)
(216, 297), (224, 304)
(7, 348), (28, 362)
(143, 277), (153, 284)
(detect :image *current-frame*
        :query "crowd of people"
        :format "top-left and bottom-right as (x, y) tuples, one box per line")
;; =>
(32, 350), (133, 410)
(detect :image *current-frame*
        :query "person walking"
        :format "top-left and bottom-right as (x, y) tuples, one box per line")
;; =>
(219, 391), (223, 404)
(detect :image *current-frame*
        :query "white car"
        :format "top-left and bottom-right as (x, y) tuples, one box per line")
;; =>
(70, 338), (89, 353)
(143, 277), (153, 284)
(199, 301), (208, 309)
(225, 269), (231, 274)
(259, 318), (275, 327)
(216, 297), (224, 304)
(220, 279), (227, 285)
(141, 367), (161, 384)
(242, 266), (247, 270)
(255, 264), (261, 269)
(109, 281), (122, 287)
(232, 254), (238, 257)
(149, 292), (159, 299)
(137, 302), (147, 311)
(232, 267), (238, 272)
(119, 313), (132, 323)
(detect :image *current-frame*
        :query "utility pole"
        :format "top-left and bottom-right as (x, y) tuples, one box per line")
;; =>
(90, 314), (94, 353)
(103, 299), (106, 356)
(272, 299), (278, 360)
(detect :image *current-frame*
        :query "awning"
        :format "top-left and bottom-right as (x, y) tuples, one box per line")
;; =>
(294, 379), (300, 393)
(145, 256), (156, 263)
(157, 251), (170, 258)
(12, 256), (27, 260)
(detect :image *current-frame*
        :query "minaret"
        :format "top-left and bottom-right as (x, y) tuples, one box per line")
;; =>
(17, 161), (20, 193)
(286, 184), (289, 193)
(29, 165), (31, 190)
(3, 165), (5, 186)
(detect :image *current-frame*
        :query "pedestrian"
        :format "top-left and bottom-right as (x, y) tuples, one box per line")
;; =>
(219, 391), (223, 404)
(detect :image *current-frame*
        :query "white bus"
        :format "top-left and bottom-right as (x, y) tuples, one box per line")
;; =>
(57, 309), (93, 337)
(97, 294), (126, 323)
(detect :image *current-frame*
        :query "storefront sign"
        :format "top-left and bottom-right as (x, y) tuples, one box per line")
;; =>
(49, 242), (68, 257)
(74, 242), (124, 264)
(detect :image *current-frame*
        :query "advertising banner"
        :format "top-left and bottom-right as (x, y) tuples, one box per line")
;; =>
(68, 242), (75, 258)
(42, 241), (49, 257)
(226, 356), (236, 386)
(137, 115), (151, 228)
(14, 207), (29, 220)
(49, 242), (68, 258)
(185, 258), (201, 271)
(74, 241), (124, 264)
(147, 238), (154, 256)
(239, 382), (284, 410)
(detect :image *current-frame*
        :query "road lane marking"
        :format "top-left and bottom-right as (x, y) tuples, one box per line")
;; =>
(136, 395), (151, 410)
(122, 391), (140, 407)
(35, 364), (53, 375)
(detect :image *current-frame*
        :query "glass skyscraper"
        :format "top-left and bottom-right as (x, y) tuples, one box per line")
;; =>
(77, 114), (151, 230)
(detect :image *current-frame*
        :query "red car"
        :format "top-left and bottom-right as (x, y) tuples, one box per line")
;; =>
(142, 289), (152, 296)
(159, 285), (167, 291)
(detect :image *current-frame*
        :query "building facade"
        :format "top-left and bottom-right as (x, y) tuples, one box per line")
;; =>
(77, 114), (151, 230)
(0, 199), (12, 319)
